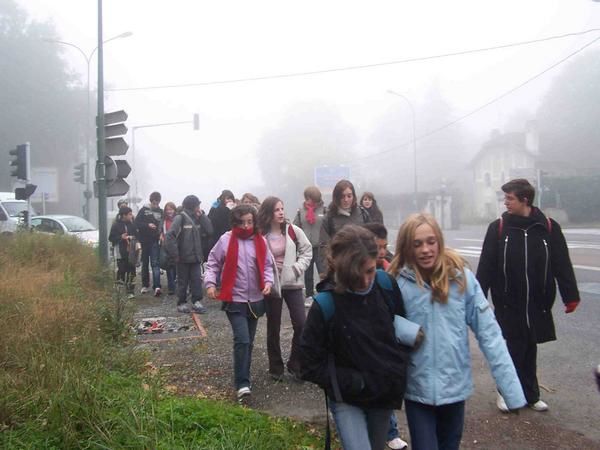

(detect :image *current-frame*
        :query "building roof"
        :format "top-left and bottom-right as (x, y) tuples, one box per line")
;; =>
(470, 131), (536, 166)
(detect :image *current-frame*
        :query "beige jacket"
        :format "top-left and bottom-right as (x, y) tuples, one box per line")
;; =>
(270, 223), (312, 295)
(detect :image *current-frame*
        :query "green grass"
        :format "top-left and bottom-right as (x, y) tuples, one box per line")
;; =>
(0, 233), (322, 449)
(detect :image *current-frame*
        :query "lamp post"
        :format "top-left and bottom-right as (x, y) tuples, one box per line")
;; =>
(44, 31), (132, 221)
(387, 90), (418, 210)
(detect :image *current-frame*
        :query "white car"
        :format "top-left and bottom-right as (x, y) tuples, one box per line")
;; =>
(31, 215), (99, 247)
(0, 192), (35, 235)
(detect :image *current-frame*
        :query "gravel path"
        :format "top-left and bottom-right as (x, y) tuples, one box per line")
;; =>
(131, 291), (600, 449)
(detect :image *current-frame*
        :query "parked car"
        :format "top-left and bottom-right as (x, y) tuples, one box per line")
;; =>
(0, 192), (36, 235)
(31, 215), (99, 247)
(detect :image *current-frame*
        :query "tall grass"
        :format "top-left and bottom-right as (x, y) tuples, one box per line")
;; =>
(0, 233), (322, 449)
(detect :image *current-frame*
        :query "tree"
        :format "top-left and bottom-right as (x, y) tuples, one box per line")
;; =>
(537, 48), (600, 170)
(0, 0), (87, 215)
(255, 102), (359, 206)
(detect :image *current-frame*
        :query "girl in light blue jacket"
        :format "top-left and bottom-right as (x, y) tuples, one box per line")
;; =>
(389, 214), (525, 450)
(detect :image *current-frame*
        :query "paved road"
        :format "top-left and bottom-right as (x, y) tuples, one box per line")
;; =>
(391, 224), (600, 442)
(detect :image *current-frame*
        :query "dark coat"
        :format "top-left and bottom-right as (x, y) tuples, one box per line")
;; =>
(165, 209), (213, 264)
(476, 208), (579, 343)
(134, 204), (163, 244)
(109, 219), (138, 261)
(299, 275), (409, 409)
(208, 202), (231, 250)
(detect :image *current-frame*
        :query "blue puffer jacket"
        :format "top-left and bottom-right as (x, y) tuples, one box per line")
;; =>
(397, 267), (526, 408)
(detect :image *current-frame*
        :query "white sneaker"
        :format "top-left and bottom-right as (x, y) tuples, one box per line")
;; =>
(529, 399), (548, 411)
(304, 297), (313, 308)
(237, 387), (251, 401)
(496, 392), (509, 413)
(387, 436), (408, 450)
(140, 287), (149, 294)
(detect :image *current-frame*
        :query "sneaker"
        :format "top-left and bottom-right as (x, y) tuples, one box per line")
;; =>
(177, 303), (191, 314)
(192, 301), (207, 314)
(387, 437), (408, 450)
(304, 297), (313, 308)
(154, 287), (162, 297)
(237, 386), (251, 401)
(529, 399), (548, 412)
(496, 392), (509, 413)
(127, 293), (135, 300)
(140, 287), (150, 294)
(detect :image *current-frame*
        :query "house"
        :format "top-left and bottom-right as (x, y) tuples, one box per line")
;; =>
(470, 122), (539, 220)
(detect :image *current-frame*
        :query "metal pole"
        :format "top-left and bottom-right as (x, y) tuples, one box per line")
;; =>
(84, 59), (92, 221)
(96, 0), (108, 265)
(25, 142), (31, 229)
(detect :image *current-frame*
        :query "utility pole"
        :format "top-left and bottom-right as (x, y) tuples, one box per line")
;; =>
(96, 0), (108, 265)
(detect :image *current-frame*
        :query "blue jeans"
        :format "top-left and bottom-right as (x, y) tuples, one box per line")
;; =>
(405, 399), (465, 450)
(329, 400), (391, 450)
(141, 241), (161, 289)
(387, 411), (399, 441)
(226, 310), (259, 390)
(166, 265), (177, 293)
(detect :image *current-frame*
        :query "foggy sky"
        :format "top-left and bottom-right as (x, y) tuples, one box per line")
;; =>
(18, 0), (600, 207)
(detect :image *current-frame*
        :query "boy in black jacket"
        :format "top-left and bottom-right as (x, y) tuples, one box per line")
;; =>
(109, 206), (138, 298)
(135, 191), (164, 296)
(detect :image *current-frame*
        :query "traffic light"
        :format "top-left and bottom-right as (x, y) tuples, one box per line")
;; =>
(73, 163), (85, 184)
(9, 144), (28, 180)
(96, 110), (130, 197)
(15, 184), (37, 200)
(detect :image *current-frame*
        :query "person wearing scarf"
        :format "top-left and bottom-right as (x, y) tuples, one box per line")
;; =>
(293, 186), (327, 301)
(204, 204), (274, 402)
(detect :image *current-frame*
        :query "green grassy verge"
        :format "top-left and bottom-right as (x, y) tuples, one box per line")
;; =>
(0, 233), (321, 449)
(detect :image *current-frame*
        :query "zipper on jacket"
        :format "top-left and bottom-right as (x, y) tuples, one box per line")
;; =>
(542, 239), (549, 294)
(503, 235), (509, 292)
(524, 231), (530, 329)
(431, 294), (437, 404)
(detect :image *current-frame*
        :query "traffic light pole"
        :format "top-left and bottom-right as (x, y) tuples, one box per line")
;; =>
(25, 142), (32, 229)
(96, 0), (108, 265)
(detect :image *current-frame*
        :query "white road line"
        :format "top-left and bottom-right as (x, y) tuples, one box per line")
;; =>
(573, 264), (600, 272)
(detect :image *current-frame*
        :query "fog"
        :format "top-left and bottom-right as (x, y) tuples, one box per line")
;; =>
(4, 0), (600, 222)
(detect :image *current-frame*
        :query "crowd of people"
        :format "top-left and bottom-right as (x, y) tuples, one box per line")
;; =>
(109, 177), (580, 450)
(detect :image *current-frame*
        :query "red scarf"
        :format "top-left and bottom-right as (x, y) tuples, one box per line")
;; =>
(218, 227), (267, 302)
(304, 200), (316, 225)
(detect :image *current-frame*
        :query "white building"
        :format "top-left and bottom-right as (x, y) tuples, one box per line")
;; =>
(471, 122), (539, 220)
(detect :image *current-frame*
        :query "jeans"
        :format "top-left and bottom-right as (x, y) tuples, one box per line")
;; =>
(265, 288), (306, 375)
(387, 411), (399, 441)
(176, 262), (202, 305)
(329, 400), (391, 450)
(304, 246), (323, 297)
(405, 399), (465, 450)
(166, 265), (177, 293)
(226, 310), (259, 390)
(141, 241), (161, 289)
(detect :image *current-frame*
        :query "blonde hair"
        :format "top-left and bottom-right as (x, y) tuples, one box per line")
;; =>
(388, 213), (466, 303)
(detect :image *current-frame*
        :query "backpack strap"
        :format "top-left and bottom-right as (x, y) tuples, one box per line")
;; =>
(287, 223), (298, 247)
(314, 291), (335, 322)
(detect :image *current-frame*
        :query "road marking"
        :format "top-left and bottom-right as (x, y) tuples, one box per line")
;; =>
(579, 282), (600, 294)
(563, 229), (600, 236)
(455, 238), (483, 242)
(573, 264), (600, 272)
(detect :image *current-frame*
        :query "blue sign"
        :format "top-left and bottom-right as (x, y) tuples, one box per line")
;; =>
(314, 165), (351, 189)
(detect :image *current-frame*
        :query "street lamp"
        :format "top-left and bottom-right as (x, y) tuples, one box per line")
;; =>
(44, 31), (132, 221)
(387, 89), (418, 210)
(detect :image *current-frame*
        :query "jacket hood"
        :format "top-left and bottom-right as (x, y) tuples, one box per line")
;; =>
(502, 207), (549, 231)
(316, 277), (335, 293)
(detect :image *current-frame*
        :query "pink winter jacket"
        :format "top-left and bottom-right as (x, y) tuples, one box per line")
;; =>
(204, 231), (275, 303)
